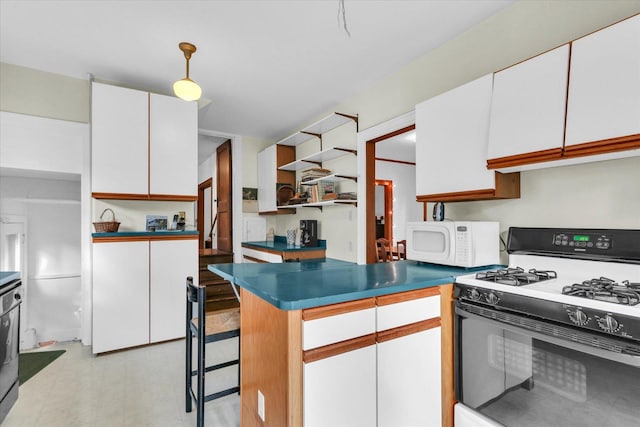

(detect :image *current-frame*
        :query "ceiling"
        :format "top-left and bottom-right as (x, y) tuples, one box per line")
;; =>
(0, 1), (513, 142)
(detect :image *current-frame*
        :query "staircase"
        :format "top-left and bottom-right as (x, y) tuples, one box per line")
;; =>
(198, 249), (238, 311)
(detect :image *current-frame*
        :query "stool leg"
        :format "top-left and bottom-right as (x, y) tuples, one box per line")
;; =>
(197, 288), (206, 427)
(237, 334), (241, 395)
(186, 289), (193, 413)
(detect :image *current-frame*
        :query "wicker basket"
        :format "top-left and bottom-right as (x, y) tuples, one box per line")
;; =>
(93, 208), (120, 233)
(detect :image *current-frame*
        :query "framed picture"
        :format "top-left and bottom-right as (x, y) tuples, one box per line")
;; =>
(146, 215), (168, 231)
(242, 187), (258, 200)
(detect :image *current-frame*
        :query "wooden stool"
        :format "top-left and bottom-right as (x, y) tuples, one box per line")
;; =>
(185, 276), (240, 427)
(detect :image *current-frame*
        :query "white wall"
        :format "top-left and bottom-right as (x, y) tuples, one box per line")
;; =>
(0, 175), (81, 345)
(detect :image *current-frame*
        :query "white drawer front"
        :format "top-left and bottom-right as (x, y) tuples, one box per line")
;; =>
(377, 295), (440, 331)
(241, 247), (283, 263)
(303, 308), (376, 350)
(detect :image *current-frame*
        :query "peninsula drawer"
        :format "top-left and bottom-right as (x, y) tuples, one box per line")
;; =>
(376, 287), (441, 332)
(241, 247), (283, 263)
(302, 298), (376, 351)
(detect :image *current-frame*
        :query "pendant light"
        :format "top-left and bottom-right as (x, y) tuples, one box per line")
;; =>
(173, 42), (202, 101)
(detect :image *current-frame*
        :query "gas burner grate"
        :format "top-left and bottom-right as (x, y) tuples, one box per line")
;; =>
(475, 267), (558, 286)
(562, 277), (640, 306)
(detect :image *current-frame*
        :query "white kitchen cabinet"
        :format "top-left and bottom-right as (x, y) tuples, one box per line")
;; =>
(303, 344), (377, 427)
(257, 145), (278, 213)
(416, 74), (519, 202)
(91, 82), (148, 195)
(149, 239), (198, 342)
(565, 15), (640, 149)
(92, 240), (150, 354)
(378, 327), (441, 427)
(487, 45), (570, 168)
(93, 237), (198, 353)
(257, 144), (296, 214)
(91, 82), (198, 199)
(149, 93), (198, 197)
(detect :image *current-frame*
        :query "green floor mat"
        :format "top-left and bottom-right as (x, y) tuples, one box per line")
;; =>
(19, 350), (65, 385)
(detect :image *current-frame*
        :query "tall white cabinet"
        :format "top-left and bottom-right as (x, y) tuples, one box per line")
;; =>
(91, 82), (199, 354)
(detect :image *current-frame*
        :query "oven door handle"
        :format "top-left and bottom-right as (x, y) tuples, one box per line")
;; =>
(456, 305), (640, 368)
(0, 295), (22, 318)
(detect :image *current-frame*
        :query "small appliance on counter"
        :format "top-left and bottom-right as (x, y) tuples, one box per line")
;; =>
(300, 220), (318, 247)
(406, 221), (499, 267)
(432, 202), (445, 221)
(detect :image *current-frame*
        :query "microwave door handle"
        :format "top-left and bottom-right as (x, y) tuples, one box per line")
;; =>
(457, 306), (640, 368)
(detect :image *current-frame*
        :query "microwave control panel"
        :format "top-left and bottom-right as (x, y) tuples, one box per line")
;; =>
(455, 226), (469, 263)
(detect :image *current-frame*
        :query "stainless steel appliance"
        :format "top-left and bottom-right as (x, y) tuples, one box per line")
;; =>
(0, 273), (21, 423)
(454, 227), (640, 427)
(406, 221), (499, 267)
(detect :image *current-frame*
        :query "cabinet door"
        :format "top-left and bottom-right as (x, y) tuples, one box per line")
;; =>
(149, 239), (198, 342)
(304, 344), (377, 427)
(566, 15), (640, 147)
(487, 45), (569, 163)
(149, 93), (198, 197)
(92, 241), (149, 353)
(91, 82), (148, 195)
(416, 74), (495, 196)
(378, 327), (442, 427)
(257, 145), (277, 213)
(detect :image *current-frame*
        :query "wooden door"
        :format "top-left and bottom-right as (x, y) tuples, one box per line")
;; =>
(216, 140), (233, 252)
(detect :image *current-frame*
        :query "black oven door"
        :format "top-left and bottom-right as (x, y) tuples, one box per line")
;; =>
(455, 301), (640, 427)
(0, 281), (21, 423)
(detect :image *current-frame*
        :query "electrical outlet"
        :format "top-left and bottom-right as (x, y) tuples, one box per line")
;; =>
(258, 389), (265, 421)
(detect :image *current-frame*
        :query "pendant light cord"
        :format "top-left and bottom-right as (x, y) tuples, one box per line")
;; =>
(338, 0), (351, 38)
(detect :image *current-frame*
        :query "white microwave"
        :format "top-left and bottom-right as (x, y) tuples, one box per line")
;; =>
(406, 221), (500, 267)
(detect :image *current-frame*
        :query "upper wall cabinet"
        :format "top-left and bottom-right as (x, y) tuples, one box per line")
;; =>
(91, 82), (198, 200)
(565, 14), (640, 154)
(487, 45), (570, 169)
(92, 83), (149, 196)
(415, 74), (520, 202)
(149, 93), (198, 198)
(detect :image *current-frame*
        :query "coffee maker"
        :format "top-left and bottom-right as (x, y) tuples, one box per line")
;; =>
(299, 220), (318, 247)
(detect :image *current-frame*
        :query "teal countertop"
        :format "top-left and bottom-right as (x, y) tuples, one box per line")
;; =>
(0, 271), (20, 286)
(92, 230), (199, 238)
(242, 235), (326, 252)
(209, 260), (499, 310)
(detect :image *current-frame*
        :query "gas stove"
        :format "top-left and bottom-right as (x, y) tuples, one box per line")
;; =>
(455, 227), (640, 342)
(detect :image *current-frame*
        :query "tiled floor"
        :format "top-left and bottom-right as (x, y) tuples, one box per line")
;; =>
(4, 339), (240, 427)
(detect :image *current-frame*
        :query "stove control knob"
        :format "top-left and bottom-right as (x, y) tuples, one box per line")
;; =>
(597, 315), (620, 333)
(467, 288), (481, 301)
(568, 308), (588, 326)
(486, 292), (500, 305)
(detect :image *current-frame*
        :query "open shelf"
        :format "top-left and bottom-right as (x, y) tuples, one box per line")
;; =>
(278, 199), (357, 210)
(300, 173), (358, 185)
(276, 112), (358, 146)
(279, 147), (357, 171)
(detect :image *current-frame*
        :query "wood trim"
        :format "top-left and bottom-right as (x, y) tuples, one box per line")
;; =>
(92, 234), (198, 243)
(241, 244), (282, 256)
(486, 148), (563, 169)
(416, 172), (520, 202)
(242, 255), (269, 263)
(375, 179), (393, 243)
(198, 178), (213, 249)
(376, 286), (440, 306)
(148, 194), (198, 201)
(302, 298), (376, 321)
(368, 124), (415, 144)
(563, 134), (640, 158)
(91, 192), (197, 201)
(440, 284), (455, 427)
(287, 310), (303, 427)
(376, 318), (440, 343)
(374, 157), (416, 166)
(259, 209), (297, 215)
(198, 178), (213, 189)
(303, 333), (376, 363)
(281, 249), (326, 261)
(366, 140), (377, 264)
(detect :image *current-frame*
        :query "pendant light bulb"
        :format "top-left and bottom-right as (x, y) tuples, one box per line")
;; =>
(174, 42), (201, 101)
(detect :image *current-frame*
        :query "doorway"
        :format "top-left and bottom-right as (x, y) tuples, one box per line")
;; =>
(375, 180), (393, 242)
(365, 121), (418, 264)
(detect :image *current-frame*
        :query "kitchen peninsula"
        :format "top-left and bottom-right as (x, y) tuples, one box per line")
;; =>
(209, 260), (497, 427)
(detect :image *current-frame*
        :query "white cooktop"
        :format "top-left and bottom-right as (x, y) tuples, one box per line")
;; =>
(456, 254), (640, 317)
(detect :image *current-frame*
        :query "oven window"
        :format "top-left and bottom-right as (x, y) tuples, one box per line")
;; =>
(457, 312), (640, 426)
